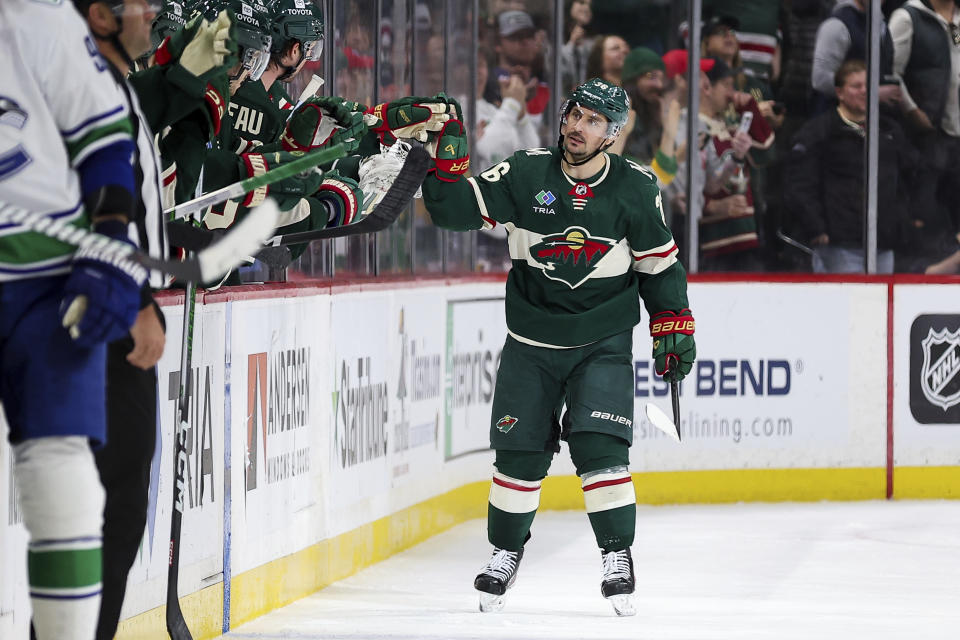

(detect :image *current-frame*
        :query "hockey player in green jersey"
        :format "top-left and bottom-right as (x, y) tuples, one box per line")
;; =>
(421, 78), (697, 616)
(199, 0), (459, 261)
(198, 0), (373, 253)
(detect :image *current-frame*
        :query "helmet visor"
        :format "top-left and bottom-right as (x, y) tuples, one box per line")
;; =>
(111, 0), (162, 17)
(302, 37), (323, 62)
(235, 28), (272, 80)
(242, 46), (270, 80)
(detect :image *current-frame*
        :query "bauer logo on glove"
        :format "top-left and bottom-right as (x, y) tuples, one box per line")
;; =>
(649, 309), (696, 382)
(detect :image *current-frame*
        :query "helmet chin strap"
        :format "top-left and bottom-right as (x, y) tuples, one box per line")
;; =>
(93, 29), (136, 72)
(558, 135), (615, 168)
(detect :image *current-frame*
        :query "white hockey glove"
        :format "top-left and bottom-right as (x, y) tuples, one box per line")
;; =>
(179, 10), (237, 81)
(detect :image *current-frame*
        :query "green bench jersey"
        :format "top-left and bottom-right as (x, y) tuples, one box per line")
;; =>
(423, 147), (690, 348)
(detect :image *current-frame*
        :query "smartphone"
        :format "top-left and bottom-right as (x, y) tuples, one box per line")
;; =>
(737, 111), (753, 134)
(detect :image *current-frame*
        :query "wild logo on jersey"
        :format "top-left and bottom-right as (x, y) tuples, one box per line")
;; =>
(530, 226), (616, 289)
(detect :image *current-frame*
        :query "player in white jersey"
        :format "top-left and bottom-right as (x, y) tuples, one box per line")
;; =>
(0, 1), (146, 638)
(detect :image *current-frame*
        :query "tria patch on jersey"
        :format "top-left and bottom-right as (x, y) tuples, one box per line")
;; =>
(567, 182), (594, 211)
(530, 226), (616, 289)
(532, 189), (557, 215)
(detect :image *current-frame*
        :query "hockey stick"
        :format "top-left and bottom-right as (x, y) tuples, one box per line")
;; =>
(643, 356), (682, 442)
(776, 228), (814, 256)
(167, 277), (197, 640)
(644, 401), (681, 442)
(0, 199), (279, 282)
(264, 144), (430, 246)
(165, 143), (347, 220)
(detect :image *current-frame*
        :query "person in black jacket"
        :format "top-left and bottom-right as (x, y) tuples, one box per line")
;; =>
(890, 0), (960, 270)
(784, 59), (915, 273)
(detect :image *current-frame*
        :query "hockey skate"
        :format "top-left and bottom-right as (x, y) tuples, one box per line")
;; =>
(474, 546), (524, 612)
(358, 139), (421, 219)
(601, 548), (636, 616)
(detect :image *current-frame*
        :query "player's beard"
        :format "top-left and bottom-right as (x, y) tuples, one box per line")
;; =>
(563, 133), (600, 163)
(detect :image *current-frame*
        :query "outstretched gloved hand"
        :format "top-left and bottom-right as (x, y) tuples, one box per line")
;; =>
(281, 96), (368, 153)
(424, 119), (470, 182)
(365, 93), (460, 144)
(178, 10), (238, 81)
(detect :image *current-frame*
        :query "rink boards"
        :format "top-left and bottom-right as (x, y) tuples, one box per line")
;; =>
(1, 276), (958, 638)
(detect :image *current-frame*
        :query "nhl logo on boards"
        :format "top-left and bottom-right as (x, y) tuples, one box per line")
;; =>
(910, 314), (960, 423)
(921, 328), (960, 410)
(568, 182), (594, 211)
(496, 415), (519, 433)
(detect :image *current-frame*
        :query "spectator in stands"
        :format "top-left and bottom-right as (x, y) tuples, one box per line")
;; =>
(703, 0), (784, 86)
(614, 47), (666, 165)
(784, 60), (915, 274)
(702, 15), (784, 130)
(780, 0), (837, 123)
(590, 0), (672, 53)
(486, 10), (551, 123)
(474, 50), (540, 170)
(559, 0), (596, 93)
(584, 34), (630, 88)
(701, 14), (782, 267)
(811, 0), (900, 113)
(889, 0), (960, 271)
(671, 58), (774, 271)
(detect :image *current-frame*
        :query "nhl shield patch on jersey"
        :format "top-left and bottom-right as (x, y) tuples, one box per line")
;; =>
(496, 415), (519, 433)
(529, 226), (617, 289)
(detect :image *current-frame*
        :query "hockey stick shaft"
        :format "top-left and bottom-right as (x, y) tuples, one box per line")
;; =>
(167, 279), (196, 640)
(0, 199), (279, 283)
(165, 143), (347, 220)
(776, 229), (814, 256)
(670, 379), (681, 441)
(668, 355), (682, 441)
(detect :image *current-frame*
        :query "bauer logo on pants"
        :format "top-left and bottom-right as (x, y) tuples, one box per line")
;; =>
(910, 314), (960, 423)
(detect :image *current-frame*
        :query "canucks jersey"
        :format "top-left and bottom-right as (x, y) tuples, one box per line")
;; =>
(423, 148), (690, 347)
(0, 0), (134, 281)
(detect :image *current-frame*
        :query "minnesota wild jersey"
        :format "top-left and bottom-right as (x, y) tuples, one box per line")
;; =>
(203, 79), (293, 230)
(0, 0), (134, 281)
(422, 148), (690, 348)
(224, 79), (292, 152)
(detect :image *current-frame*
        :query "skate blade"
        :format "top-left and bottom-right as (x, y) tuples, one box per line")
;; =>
(606, 593), (636, 617)
(478, 592), (505, 612)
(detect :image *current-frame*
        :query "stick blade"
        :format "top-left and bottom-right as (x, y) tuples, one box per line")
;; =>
(166, 602), (193, 640)
(266, 144), (431, 245)
(196, 198), (279, 281)
(362, 144), (431, 230)
(644, 402), (681, 442)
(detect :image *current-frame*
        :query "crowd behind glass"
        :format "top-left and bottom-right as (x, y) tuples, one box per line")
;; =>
(258, 0), (960, 282)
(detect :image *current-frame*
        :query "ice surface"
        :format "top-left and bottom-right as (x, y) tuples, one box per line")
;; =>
(220, 501), (960, 640)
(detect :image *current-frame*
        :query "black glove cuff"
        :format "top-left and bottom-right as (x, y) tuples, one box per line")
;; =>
(84, 185), (134, 222)
(91, 218), (130, 238)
